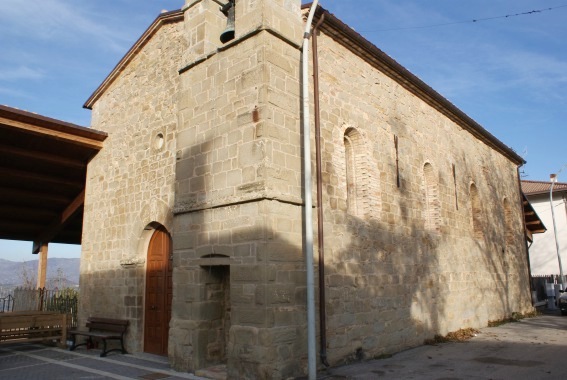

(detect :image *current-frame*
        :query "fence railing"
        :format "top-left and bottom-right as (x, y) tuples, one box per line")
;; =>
(11, 287), (78, 328)
(0, 295), (14, 313)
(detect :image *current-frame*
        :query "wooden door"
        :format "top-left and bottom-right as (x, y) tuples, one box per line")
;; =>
(144, 226), (173, 356)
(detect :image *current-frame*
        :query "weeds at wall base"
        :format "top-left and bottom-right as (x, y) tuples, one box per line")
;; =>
(488, 310), (540, 327)
(424, 328), (480, 345)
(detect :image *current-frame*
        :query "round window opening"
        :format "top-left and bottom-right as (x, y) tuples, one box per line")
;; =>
(154, 133), (165, 150)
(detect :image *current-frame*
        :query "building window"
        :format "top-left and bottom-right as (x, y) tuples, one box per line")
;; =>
(423, 163), (440, 232)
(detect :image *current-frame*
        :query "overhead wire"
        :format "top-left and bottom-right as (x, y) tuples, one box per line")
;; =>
(359, 4), (567, 32)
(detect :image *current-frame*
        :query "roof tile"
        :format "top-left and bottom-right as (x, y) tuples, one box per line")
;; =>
(521, 180), (567, 195)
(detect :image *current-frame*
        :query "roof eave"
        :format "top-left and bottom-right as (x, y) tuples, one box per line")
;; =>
(308, 5), (525, 166)
(0, 105), (107, 146)
(521, 180), (567, 196)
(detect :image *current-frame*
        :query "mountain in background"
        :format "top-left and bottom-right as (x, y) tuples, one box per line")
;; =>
(0, 258), (80, 286)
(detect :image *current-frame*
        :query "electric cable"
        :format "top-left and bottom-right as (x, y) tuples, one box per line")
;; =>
(359, 4), (567, 32)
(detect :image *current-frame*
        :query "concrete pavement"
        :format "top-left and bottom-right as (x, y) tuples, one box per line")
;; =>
(0, 343), (205, 380)
(317, 311), (567, 379)
(1, 311), (566, 379)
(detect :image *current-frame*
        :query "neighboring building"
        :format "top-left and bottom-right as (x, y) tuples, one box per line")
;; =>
(522, 180), (567, 276)
(80, 1), (533, 378)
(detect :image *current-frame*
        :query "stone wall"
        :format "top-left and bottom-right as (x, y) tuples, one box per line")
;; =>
(81, 21), (186, 352)
(315, 30), (533, 364)
(170, 1), (309, 378)
(172, 200), (306, 378)
(172, 1), (308, 373)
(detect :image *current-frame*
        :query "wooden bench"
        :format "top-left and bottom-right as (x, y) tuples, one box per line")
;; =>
(69, 317), (129, 357)
(0, 311), (67, 347)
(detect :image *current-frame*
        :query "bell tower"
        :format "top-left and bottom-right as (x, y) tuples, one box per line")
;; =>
(234, 0), (303, 43)
(173, 0), (309, 378)
(182, 0), (226, 62)
(182, 0), (303, 60)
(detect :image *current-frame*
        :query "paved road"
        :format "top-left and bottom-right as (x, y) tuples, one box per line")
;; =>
(319, 311), (567, 379)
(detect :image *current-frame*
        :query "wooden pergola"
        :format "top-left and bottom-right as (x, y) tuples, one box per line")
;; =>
(522, 193), (546, 243)
(0, 105), (107, 287)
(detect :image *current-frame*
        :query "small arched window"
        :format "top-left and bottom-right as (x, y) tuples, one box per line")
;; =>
(344, 128), (364, 216)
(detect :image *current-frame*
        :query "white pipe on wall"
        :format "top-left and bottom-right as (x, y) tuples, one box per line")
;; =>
(301, 1), (319, 379)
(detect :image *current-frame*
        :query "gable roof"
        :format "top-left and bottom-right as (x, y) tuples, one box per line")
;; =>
(522, 180), (567, 196)
(306, 4), (525, 166)
(84, 10), (184, 109)
(85, 4), (524, 166)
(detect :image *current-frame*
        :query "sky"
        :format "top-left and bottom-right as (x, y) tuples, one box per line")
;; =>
(1, 0), (566, 261)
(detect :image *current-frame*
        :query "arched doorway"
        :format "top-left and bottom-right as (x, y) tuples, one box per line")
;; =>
(144, 225), (173, 356)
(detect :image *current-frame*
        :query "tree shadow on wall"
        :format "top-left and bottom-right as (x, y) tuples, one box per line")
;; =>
(320, 166), (530, 366)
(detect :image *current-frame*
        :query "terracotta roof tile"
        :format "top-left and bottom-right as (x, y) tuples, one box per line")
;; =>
(521, 180), (567, 195)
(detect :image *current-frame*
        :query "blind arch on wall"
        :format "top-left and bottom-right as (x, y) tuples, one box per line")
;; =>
(470, 183), (483, 239)
(423, 162), (440, 232)
(503, 197), (514, 247)
(344, 128), (365, 217)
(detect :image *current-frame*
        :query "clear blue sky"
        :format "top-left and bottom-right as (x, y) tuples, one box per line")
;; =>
(1, 0), (566, 261)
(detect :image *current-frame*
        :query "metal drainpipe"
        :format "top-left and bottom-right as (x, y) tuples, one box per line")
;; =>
(516, 166), (535, 298)
(550, 177), (565, 285)
(301, 1), (320, 378)
(312, 12), (329, 368)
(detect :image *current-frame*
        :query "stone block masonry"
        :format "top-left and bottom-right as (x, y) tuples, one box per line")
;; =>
(81, 19), (186, 353)
(172, 1), (309, 377)
(80, 0), (533, 378)
(314, 29), (532, 364)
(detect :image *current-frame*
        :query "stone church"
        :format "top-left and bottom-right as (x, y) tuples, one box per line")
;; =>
(79, 1), (533, 378)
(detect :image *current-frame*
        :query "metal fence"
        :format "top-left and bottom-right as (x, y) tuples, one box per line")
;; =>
(0, 295), (14, 313)
(11, 287), (78, 328)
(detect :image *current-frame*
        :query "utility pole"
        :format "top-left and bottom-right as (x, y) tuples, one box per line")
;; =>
(550, 168), (567, 286)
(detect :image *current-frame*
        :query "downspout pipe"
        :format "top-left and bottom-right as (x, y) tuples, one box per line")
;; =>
(302, 1), (319, 379)
(516, 166), (535, 300)
(550, 175), (565, 285)
(312, 12), (330, 368)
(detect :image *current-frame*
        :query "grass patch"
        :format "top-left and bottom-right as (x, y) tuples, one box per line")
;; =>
(424, 327), (480, 345)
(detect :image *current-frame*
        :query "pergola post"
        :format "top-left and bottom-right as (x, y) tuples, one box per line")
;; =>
(37, 243), (48, 289)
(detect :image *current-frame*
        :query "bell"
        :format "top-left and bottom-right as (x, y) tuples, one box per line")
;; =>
(220, 0), (235, 43)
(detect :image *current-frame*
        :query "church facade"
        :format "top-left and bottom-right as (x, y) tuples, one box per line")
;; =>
(80, 1), (533, 378)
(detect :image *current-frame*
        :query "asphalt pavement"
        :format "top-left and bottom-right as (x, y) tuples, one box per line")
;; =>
(1, 311), (566, 379)
(317, 310), (567, 380)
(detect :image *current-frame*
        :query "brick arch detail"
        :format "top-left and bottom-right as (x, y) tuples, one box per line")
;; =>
(423, 162), (440, 232)
(344, 127), (365, 216)
(503, 197), (514, 247)
(469, 182), (483, 239)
